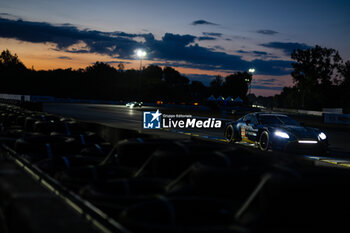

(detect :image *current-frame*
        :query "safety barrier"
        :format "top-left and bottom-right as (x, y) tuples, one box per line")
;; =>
(324, 113), (350, 125)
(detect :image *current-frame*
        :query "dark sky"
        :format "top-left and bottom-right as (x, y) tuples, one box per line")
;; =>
(0, 0), (349, 96)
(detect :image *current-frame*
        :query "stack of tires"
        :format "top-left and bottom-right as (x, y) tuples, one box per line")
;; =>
(0, 104), (112, 175)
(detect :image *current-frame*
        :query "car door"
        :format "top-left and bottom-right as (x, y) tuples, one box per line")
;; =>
(240, 114), (251, 142)
(243, 114), (259, 142)
(246, 115), (259, 141)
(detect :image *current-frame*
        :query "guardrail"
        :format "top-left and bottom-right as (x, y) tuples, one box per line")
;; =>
(273, 107), (324, 116)
(0, 93), (122, 105)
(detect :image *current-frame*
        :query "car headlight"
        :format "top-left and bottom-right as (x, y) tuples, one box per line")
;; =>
(318, 132), (327, 140)
(274, 131), (290, 139)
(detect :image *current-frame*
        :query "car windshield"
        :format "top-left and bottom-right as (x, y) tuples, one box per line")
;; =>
(278, 116), (300, 126)
(258, 115), (300, 126)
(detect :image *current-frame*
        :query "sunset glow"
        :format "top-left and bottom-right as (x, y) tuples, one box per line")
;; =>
(1, 0), (349, 96)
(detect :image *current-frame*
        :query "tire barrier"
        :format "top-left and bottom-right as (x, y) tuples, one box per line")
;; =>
(35, 154), (105, 175)
(79, 142), (113, 157)
(1, 102), (350, 233)
(14, 135), (79, 162)
(118, 197), (248, 233)
(79, 178), (169, 216)
(55, 165), (136, 191)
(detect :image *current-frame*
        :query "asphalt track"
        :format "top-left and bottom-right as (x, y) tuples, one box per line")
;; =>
(43, 103), (350, 158)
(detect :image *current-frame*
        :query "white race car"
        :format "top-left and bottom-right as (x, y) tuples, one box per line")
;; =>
(125, 101), (143, 108)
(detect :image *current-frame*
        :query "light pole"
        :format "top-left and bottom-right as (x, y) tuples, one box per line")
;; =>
(136, 49), (146, 71)
(248, 68), (255, 95)
(136, 49), (146, 101)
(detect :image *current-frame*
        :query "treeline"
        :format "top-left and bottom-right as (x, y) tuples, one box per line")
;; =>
(0, 50), (251, 103)
(274, 45), (350, 112)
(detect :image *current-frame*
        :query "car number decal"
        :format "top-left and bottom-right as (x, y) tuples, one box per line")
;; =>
(241, 127), (246, 137)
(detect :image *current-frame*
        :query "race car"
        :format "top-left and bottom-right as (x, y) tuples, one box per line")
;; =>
(224, 112), (328, 154)
(125, 101), (143, 108)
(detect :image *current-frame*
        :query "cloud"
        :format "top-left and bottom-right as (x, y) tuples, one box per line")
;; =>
(202, 32), (222, 37)
(191, 20), (218, 26)
(111, 31), (140, 38)
(236, 50), (281, 59)
(212, 45), (224, 50)
(0, 17), (139, 58)
(0, 17), (293, 76)
(105, 60), (131, 64)
(161, 33), (196, 46)
(260, 78), (277, 83)
(260, 42), (312, 55)
(0, 12), (18, 20)
(57, 56), (72, 60)
(151, 61), (219, 70)
(250, 75), (293, 92)
(237, 50), (268, 55)
(256, 29), (278, 35)
(252, 51), (268, 56)
(197, 36), (217, 41)
(251, 85), (282, 91)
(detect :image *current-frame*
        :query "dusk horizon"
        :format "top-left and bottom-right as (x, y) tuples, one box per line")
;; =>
(1, 0), (349, 96)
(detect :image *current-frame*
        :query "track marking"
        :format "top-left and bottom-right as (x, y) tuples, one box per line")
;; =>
(161, 129), (350, 169)
(160, 128), (226, 142)
(304, 155), (350, 169)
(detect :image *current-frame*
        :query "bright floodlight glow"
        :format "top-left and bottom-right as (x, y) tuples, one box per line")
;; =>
(274, 131), (289, 139)
(248, 68), (255, 73)
(136, 49), (146, 58)
(318, 132), (327, 140)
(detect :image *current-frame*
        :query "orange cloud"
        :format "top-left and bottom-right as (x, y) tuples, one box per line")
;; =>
(0, 38), (129, 70)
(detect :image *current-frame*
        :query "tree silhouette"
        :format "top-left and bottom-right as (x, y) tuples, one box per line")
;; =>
(340, 61), (350, 87)
(291, 45), (342, 88)
(290, 45), (343, 109)
(0, 49), (27, 72)
(117, 63), (125, 72)
(189, 81), (208, 101)
(163, 66), (189, 87)
(222, 72), (251, 98)
(85, 61), (117, 73)
(0, 49), (255, 104)
(339, 61), (350, 111)
(210, 75), (223, 96)
(275, 45), (350, 110)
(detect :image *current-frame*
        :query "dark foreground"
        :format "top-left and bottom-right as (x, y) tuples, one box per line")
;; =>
(1, 103), (350, 233)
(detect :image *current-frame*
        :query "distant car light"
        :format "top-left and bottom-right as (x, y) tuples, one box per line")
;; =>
(274, 131), (290, 139)
(318, 132), (327, 140)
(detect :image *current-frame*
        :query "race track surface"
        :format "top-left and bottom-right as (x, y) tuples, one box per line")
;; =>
(43, 103), (350, 157)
